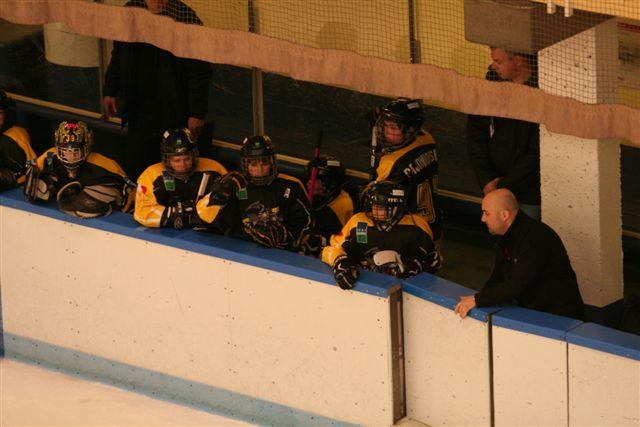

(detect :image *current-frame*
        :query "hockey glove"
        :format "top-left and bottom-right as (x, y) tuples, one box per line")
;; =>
(332, 256), (359, 290)
(23, 162), (56, 202)
(301, 233), (327, 257)
(162, 201), (195, 230)
(209, 172), (247, 206)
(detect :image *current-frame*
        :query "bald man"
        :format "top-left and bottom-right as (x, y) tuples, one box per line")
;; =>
(455, 189), (584, 320)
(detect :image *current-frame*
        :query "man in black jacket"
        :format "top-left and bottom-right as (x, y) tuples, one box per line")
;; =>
(102, 0), (212, 180)
(466, 47), (540, 219)
(454, 189), (585, 320)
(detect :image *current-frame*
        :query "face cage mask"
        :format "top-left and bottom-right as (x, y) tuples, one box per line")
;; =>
(366, 202), (403, 231)
(241, 155), (277, 186)
(164, 150), (198, 180)
(375, 118), (420, 154)
(57, 145), (88, 172)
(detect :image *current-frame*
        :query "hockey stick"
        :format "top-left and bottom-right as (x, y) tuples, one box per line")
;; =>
(306, 130), (323, 203)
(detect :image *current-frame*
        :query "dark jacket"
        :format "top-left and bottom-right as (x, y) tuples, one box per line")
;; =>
(103, 0), (212, 130)
(475, 211), (585, 320)
(466, 69), (540, 205)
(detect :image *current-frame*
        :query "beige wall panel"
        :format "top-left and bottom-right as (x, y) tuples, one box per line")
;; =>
(416, 0), (488, 79)
(257, 0), (410, 62)
(403, 293), (492, 427)
(0, 206), (395, 425)
(568, 344), (640, 426)
(184, 0), (248, 31)
(492, 326), (569, 427)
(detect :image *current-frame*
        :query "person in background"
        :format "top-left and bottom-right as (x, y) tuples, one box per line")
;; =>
(371, 97), (442, 241)
(102, 0), (212, 179)
(302, 155), (354, 257)
(466, 47), (541, 219)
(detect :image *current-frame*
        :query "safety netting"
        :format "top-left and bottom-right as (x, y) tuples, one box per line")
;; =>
(1, 0), (639, 146)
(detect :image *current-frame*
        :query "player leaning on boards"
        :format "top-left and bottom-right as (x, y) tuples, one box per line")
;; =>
(322, 181), (441, 290)
(24, 120), (135, 218)
(196, 135), (313, 252)
(134, 128), (226, 229)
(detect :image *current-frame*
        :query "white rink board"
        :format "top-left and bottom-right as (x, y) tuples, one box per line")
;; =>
(492, 326), (568, 427)
(568, 344), (640, 426)
(0, 206), (396, 425)
(403, 293), (492, 427)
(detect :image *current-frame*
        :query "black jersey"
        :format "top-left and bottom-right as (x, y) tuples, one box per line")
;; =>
(197, 173), (313, 251)
(0, 126), (36, 190)
(376, 131), (441, 240)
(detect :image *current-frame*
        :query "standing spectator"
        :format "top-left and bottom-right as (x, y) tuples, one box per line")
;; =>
(102, 0), (212, 180)
(454, 189), (584, 320)
(0, 89), (36, 191)
(466, 47), (541, 219)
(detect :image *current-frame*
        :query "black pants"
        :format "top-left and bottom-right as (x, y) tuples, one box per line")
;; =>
(125, 125), (163, 181)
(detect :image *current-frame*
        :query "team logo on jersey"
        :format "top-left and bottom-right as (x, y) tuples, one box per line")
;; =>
(162, 171), (175, 191)
(138, 184), (147, 194)
(356, 221), (368, 244)
(236, 188), (248, 200)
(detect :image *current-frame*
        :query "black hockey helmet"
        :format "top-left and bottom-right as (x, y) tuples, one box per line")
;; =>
(363, 180), (407, 231)
(375, 98), (425, 153)
(305, 155), (346, 207)
(160, 128), (199, 179)
(240, 135), (277, 186)
(54, 120), (93, 172)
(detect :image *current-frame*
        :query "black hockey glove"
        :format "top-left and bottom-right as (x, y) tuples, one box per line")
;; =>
(301, 233), (327, 257)
(162, 201), (195, 230)
(332, 256), (359, 290)
(23, 162), (57, 202)
(209, 172), (247, 206)
(401, 256), (423, 278)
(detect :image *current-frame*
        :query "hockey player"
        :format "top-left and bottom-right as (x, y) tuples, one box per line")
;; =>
(24, 120), (134, 218)
(134, 128), (227, 229)
(302, 155), (354, 256)
(0, 89), (36, 191)
(196, 135), (313, 251)
(322, 180), (441, 290)
(371, 98), (442, 241)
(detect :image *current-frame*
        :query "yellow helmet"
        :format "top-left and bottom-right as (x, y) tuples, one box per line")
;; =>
(54, 120), (93, 171)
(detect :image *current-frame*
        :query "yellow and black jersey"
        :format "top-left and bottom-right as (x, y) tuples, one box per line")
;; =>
(0, 126), (36, 189)
(376, 131), (442, 240)
(313, 189), (354, 241)
(322, 212), (438, 271)
(36, 148), (130, 208)
(134, 158), (227, 227)
(197, 173), (313, 251)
